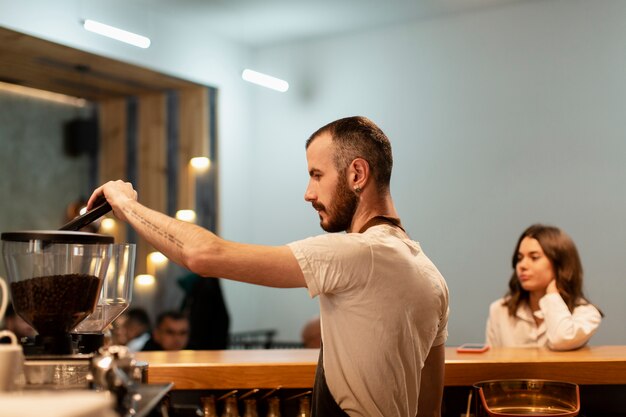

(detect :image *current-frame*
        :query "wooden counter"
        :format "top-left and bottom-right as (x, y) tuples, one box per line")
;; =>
(135, 346), (626, 390)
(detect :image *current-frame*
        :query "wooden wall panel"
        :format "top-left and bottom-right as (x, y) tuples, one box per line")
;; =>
(98, 98), (127, 245)
(178, 87), (209, 212)
(136, 93), (167, 276)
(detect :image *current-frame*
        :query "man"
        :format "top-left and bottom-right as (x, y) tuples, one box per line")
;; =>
(142, 311), (190, 351)
(122, 307), (152, 352)
(88, 116), (449, 417)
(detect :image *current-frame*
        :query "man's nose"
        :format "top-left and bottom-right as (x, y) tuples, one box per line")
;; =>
(304, 184), (316, 202)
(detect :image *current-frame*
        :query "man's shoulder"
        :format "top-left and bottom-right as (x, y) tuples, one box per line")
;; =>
(141, 337), (163, 351)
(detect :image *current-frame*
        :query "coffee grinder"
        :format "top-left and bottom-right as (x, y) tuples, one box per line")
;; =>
(1, 225), (138, 388)
(1, 230), (114, 356)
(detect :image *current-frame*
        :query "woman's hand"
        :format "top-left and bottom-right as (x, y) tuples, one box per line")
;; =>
(546, 279), (559, 294)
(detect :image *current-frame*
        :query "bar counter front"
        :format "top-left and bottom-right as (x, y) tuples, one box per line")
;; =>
(136, 346), (626, 416)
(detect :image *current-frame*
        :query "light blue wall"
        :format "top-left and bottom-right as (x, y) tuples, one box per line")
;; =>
(246, 0), (626, 344)
(2, 0), (625, 345)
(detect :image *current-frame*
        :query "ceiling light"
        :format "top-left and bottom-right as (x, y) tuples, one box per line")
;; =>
(242, 69), (289, 92)
(83, 19), (151, 49)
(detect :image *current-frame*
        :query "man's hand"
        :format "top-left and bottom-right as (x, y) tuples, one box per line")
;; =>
(87, 180), (138, 222)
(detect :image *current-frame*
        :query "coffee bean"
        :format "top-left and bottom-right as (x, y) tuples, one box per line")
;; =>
(11, 274), (101, 335)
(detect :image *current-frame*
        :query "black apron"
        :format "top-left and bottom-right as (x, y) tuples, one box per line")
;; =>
(311, 344), (350, 417)
(310, 216), (404, 417)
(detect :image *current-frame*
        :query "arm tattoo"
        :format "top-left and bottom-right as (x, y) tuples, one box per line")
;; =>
(124, 207), (184, 249)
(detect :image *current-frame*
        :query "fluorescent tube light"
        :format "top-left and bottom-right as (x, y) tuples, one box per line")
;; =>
(242, 69), (289, 92)
(83, 19), (151, 49)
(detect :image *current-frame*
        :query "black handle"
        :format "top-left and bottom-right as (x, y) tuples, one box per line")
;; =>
(59, 199), (112, 231)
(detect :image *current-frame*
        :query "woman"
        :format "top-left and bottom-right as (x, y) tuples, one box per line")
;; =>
(486, 224), (602, 350)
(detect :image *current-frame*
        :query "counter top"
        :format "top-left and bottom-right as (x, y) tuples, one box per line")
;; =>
(135, 346), (626, 390)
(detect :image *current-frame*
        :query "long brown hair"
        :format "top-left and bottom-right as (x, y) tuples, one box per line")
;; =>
(503, 224), (601, 316)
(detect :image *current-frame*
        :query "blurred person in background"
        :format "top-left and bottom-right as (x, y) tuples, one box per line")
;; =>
(142, 311), (190, 351)
(178, 272), (230, 350)
(123, 307), (152, 352)
(301, 316), (321, 349)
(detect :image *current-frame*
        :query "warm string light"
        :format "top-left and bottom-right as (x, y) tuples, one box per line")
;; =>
(148, 251), (168, 267)
(176, 209), (197, 223)
(135, 274), (155, 287)
(190, 156), (210, 172)
(0, 81), (87, 107)
(100, 217), (116, 232)
(176, 157), (209, 223)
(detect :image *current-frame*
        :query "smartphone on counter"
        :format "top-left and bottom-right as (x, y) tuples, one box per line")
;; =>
(456, 343), (490, 353)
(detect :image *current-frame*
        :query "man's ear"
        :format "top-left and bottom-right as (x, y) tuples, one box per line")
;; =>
(349, 158), (370, 191)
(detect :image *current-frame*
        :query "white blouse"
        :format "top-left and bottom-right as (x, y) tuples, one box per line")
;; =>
(485, 293), (602, 351)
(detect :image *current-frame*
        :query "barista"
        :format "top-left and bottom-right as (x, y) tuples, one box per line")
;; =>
(87, 116), (449, 417)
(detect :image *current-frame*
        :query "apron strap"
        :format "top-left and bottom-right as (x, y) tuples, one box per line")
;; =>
(358, 215), (405, 234)
(311, 344), (350, 417)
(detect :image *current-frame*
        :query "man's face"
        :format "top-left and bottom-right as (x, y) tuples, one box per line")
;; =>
(305, 133), (358, 232)
(153, 317), (190, 351)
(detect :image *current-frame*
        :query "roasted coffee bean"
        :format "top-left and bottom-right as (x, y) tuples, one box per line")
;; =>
(11, 274), (101, 335)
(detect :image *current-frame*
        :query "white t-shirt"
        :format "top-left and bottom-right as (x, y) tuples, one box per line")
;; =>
(288, 224), (449, 417)
(486, 293), (601, 350)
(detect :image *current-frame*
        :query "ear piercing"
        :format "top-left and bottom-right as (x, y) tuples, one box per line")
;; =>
(354, 186), (362, 193)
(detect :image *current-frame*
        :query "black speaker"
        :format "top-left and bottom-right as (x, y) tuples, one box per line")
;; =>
(64, 118), (98, 157)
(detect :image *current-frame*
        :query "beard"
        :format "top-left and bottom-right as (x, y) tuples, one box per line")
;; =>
(314, 177), (359, 233)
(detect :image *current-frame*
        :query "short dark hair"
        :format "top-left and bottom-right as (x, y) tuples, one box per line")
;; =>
(155, 311), (188, 328)
(127, 308), (151, 329)
(306, 116), (393, 192)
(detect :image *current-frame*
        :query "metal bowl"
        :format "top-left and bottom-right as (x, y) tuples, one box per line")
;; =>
(473, 379), (580, 417)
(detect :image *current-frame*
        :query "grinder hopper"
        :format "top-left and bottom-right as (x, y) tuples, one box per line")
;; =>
(1, 231), (113, 354)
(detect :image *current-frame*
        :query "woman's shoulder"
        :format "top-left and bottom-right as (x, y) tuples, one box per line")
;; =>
(489, 297), (508, 313)
(573, 298), (602, 315)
